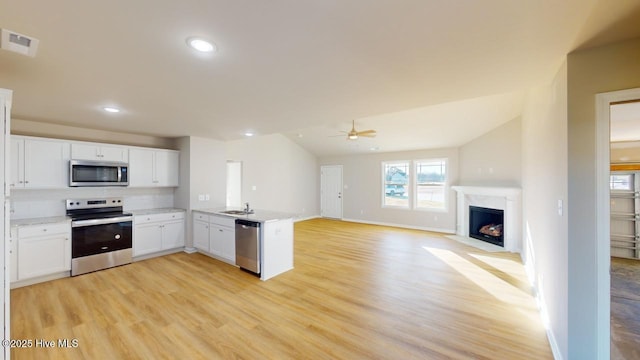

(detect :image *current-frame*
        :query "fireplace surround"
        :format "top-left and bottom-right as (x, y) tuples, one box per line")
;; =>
(452, 186), (522, 252)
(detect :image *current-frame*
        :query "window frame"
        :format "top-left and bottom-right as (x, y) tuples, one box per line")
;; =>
(381, 160), (411, 209)
(413, 158), (448, 212)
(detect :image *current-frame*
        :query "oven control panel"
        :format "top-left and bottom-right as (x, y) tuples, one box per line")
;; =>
(66, 197), (123, 210)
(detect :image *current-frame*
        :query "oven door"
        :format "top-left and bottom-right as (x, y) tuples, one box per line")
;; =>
(71, 217), (133, 258)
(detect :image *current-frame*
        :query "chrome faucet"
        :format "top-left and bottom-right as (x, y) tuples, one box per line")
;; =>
(244, 202), (252, 214)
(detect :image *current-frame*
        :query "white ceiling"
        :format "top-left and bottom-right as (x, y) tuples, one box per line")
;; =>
(611, 101), (640, 142)
(1, 1), (639, 156)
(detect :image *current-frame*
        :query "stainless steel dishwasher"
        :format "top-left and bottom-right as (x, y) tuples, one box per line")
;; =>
(235, 219), (261, 274)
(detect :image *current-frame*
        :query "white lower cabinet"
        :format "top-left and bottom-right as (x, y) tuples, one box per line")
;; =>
(16, 222), (71, 281)
(193, 212), (236, 264)
(209, 223), (235, 263)
(133, 211), (185, 257)
(193, 219), (210, 252)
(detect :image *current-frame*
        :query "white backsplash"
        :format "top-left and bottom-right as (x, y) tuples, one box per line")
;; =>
(10, 187), (175, 219)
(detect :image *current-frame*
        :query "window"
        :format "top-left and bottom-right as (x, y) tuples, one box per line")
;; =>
(610, 174), (634, 191)
(383, 162), (409, 207)
(415, 159), (447, 210)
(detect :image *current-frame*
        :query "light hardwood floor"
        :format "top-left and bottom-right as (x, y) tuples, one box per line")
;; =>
(11, 218), (552, 359)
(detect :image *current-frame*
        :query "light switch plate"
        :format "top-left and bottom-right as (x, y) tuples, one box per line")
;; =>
(557, 200), (563, 216)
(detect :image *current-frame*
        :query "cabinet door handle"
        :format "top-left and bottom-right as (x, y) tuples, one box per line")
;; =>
(25, 181), (29, 184)
(219, 229), (223, 232)
(42, 229), (47, 232)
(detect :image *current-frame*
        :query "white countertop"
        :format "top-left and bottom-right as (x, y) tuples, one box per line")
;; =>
(194, 208), (295, 223)
(130, 208), (186, 216)
(11, 208), (186, 227)
(11, 216), (71, 227)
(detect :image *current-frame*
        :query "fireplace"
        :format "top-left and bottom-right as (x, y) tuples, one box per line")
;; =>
(469, 206), (504, 247)
(452, 186), (521, 253)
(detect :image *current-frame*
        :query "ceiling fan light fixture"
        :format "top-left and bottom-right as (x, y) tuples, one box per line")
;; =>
(348, 134), (358, 140)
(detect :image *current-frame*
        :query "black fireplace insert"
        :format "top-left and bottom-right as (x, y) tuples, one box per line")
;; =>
(469, 206), (504, 247)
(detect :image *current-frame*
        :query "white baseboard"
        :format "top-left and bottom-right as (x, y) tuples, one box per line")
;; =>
(341, 217), (455, 234)
(133, 247), (185, 262)
(524, 258), (563, 360)
(10, 271), (70, 289)
(183, 247), (198, 254)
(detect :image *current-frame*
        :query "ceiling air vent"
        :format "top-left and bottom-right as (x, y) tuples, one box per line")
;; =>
(0, 29), (39, 57)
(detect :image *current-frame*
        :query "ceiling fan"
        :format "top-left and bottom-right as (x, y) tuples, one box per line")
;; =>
(339, 120), (377, 140)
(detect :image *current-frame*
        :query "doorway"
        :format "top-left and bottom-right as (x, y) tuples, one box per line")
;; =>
(226, 161), (242, 208)
(609, 99), (640, 359)
(320, 165), (343, 219)
(596, 88), (640, 359)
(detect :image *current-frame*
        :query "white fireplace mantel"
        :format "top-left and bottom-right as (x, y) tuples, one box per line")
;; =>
(452, 186), (522, 253)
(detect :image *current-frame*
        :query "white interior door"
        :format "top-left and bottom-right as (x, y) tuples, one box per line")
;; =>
(321, 165), (343, 219)
(226, 161), (242, 207)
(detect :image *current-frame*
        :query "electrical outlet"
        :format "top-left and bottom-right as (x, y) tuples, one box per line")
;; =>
(205, 194), (210, 201)
(198, 194), (204, 201)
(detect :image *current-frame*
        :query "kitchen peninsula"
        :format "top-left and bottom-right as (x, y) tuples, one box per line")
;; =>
(192, 208), (294, 281)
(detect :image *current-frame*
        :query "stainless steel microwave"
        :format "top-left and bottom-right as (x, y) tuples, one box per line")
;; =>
(69, 160), (129, 187)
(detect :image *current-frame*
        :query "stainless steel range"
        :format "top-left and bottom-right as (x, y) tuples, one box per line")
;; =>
(66, 197), (133, 276)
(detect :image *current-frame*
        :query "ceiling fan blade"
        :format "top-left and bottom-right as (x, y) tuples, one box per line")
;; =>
(357, 130), (377, 137)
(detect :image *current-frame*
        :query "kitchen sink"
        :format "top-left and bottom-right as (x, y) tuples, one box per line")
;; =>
(220, 210), (252, 215)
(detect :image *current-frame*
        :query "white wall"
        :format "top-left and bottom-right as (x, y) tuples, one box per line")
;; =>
(319, 147), (459, 232)
(226, 134), (319, 218)
(175, 136), (227, 248)
(521, 63), (569, 359)
(459, 117), (522, 187)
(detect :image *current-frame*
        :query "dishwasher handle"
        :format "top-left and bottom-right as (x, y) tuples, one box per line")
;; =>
(235, 219), (261, 228)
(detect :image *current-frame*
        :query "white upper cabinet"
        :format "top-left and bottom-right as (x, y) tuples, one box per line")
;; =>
(154, 150), (179, 187)
(129, 148), (154, 186)
(71, 143), (128, 162)
(129, 148), (179, 187)
(11, 137), (70, 189)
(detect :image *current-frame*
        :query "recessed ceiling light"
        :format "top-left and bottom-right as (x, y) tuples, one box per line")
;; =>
(244, 132), (254, 137)
(103, 107), (120, 113)
(186, 37), (216, 53)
